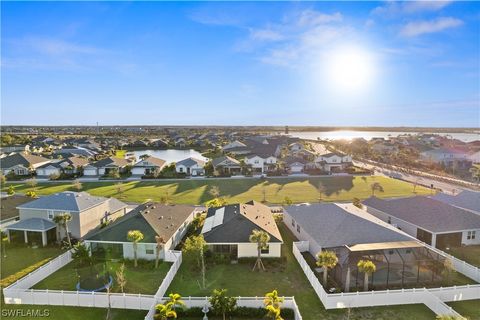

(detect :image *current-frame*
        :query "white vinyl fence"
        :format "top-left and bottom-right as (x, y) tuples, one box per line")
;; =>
(145, 296), (302, 320)
(293, 241), (480, 318)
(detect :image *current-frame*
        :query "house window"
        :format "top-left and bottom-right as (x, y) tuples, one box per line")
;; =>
(297, 224), (301, 233)
(145, 246), (154, 255)
(261, 245), (270, 254)
(179, 167), (184, 173)
(291, 219), (295, 227)
(467, 231), (476, 240)
(48, 211), (54, 219)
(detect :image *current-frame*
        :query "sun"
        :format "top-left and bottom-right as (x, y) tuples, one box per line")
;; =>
(324, 45), (376, 93)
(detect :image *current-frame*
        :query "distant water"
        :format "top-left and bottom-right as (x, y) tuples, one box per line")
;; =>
(286, 130), (479, 142)
(126, 149), (208, 163)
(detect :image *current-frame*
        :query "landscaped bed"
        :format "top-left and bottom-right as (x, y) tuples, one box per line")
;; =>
(447, 299), (480, 320)
(33, 259), (171, 294)
(4, 175), (432, 204)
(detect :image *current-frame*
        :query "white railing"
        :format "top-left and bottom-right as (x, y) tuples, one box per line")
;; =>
(4, 250), (72, 291)
(292, 241), (479, 318)
(154, 251), (182, 298)
(145, 296), (302, 320)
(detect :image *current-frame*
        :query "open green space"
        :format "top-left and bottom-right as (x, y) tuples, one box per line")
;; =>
(448, 300), (480, 320)
(33, 260), (171, 294)
(4, 175), (432, 205)
(446, 245), (480, 268)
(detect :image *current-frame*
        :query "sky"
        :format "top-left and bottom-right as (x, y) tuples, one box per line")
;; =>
(1, 1), (479, 127)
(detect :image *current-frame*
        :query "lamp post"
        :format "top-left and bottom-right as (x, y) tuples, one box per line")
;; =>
(202, 304), (209, 320)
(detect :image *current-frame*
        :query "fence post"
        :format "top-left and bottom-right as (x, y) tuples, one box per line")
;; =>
(138, 293), (141, 310)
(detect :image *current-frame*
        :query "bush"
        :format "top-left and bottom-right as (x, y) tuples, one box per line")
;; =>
(175, 307), (294, 319)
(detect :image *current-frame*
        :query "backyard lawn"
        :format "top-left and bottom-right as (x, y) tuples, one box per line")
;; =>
(447, 300), (480, 320)
(167, 224), (437, 320)
(446, 245), (480, 267)
(4, 175), (432, 205)
(1, 241), (65, 284)
(33, 260), (171, 294)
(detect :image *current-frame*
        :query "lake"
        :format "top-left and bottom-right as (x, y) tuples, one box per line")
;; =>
(286, 130), (480, 142)
(126, 149), (208, 164)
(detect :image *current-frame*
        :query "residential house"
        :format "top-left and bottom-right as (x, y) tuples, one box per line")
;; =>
(150, 139), (169, 149)
(0, 152), (51, 176)
(131, 156), (166, 176)
(6, 191), (128, 246)
(420, 148), (469, 167)
(201, 201), (283, 258)
(288, 142), (304, 152)
(431, 190), (480, 215)
(363, 196), (480, 249)
(283, 203), (439, 291)
(212, 156), (242, 176)
(371, 142), (399, 155)
(315, 152), (352, 173)
(53, 146), (97, 158)
(83, 157), (131, 177)
(0, 145), (30, 153)
(36, 156), (89, 177)
(222, 140), (247, 152)
(85, 203), (196, 261)
(283, 157), (306, 174)
(244, 154), (277, 174)
(175, 157), (206, 176)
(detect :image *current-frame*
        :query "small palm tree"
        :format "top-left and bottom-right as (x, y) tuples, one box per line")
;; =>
(53, 213), (73, 248)
(316, 250), (338, 286)
(357, 259), (376, 291)
(250, 229), (270, 271)
(370, 182), (384, 196)
(154, 302), (177, 320)
(127, 230), (144, 267)
(166, 293), (185, 311)
(264, 290), (284, 320)
(155, 236), (165, 269)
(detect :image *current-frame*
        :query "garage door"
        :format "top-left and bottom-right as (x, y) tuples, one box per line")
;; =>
(436, 232), (462, 250)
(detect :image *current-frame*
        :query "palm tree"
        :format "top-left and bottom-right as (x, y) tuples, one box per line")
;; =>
(53, 213), (73, 248)
(127, 230), (144, 267)
(370, 182), (384, 196)
(249, 229), (270, 271)
(317, 182), (326, 202)
(209, 289), (237, 320)
(316, 250), (338, 286)
(155, 236), (165, 269)
(357, 259), (376, 291)
(154, 302), (177, 320)
(264, 290), (284, 320)
(166, 293), (185, 312)
(209, 185), (220, 199)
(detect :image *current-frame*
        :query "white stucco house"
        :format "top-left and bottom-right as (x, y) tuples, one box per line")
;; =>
(201, 201), (283, 258)
(85, 203), (197, 261)
(36, 156), (89, 177)
(131, 156), (166, 176)
(244, 154), (277, 174)
(0, 152), (51, 176)
(315, 152), (352, 173)
(83, 157), (131, 176)
(175, 157), (206, 176)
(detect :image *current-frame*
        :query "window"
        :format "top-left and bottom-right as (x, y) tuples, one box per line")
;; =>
(297, 224), (301, 233)
(261, 245), (270, 254)
(387, 216), (391, 224)
(291, 219), (296, 227)
(145, 246), (155, 255)
(48, 211), (54, 219)
(467, 231), (476, 240)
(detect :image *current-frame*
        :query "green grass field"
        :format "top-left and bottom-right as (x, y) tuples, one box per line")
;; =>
(33, 260), (171, 294)
(446, 245), (480, 267)
(447, 300), (480, 320)
(4, 176), (432, 205)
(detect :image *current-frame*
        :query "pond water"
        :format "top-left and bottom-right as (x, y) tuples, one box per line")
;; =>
(126, 149), (208, 163)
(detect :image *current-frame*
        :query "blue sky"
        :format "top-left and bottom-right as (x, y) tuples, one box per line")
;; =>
(1, 1), (479, 127)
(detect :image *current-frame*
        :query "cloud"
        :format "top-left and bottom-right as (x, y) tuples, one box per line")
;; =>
(297, 10), (342, 26)
(373, 1), (453, 16)
(16, 37), (103, 56)
(250, 29), (284, 42)
(399, 17), (463, 37)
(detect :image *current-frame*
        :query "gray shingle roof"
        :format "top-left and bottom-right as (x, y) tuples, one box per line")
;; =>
(431, 191), (480, 214)
(17, 191), (127, 213)
(176, 157), (205, 167)
(7, 218), (56, 231)
(284, 203), (411, 249)
(212, 156), (240, 167)
(0, 152), (50, 169)
(93, 157), (130, 168)
(363, 196), (480, 233)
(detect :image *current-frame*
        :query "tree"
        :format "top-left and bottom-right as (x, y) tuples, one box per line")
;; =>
(155, 236), (165, 269)
(0, 174), (5, 185)
(166, 293), (185, 312)
(264, 290), (284, 320)
(370, 182), (384, 196)
(442, 257), (455, 282)
(26, 177), (37, 190)
(183, 234), (207, 289)
(26, 190), (37, 198)
(352, 198), (362, 209)
(316, 250), (338, 286)
(116, 182), (125, 199)
(283, 196), (293, 205)
(191, 213), (206, 231)
(127, 230), (144, 267)
(116, 263), (127, 293)
(73, 179), (82, 191)
(249, 229), (270, 272)
(317, 182), (326, 202)
(7, 185), (15, 196)
(140, 154), (149, 160)
(205, 197), (227, 208)
(71, 242), (92, 267)
(53, 213), (73, 248)
(209, 185), (220, 198)
(209, 289), (237, 320)
(154, 302), (177, 320)
(357, 259), (376, 291)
